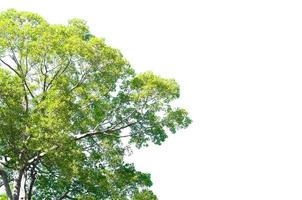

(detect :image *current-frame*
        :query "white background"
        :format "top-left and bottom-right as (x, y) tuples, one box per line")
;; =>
(1, 0), (302, 199)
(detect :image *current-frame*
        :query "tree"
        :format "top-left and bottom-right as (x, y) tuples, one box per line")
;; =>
(0, 9), (191, 200)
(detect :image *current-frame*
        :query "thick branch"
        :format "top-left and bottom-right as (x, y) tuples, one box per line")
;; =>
(27, 165), (37, 200)
(0, 169), (13, 200)
(26, 146), (57, 166)
(27, 121), (137, 167)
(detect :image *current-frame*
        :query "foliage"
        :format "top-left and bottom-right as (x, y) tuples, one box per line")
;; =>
(0, 194), (6, 200)
(0, 9), (191, 199)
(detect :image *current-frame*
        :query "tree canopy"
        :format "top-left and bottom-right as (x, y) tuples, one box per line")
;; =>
(0, 9), (191, 200)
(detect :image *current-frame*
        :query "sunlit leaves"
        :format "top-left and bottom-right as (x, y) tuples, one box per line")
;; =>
(0, 9), (191, 199)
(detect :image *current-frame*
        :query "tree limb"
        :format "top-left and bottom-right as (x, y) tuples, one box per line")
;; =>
(46, 58), (72, 91)
(57, 189), (71, 200)
(0, 58), (20, 76)
(74, 121), (137, 141)
(27, 165), (37, 200)
(26, 120), (138, 167)
(0, 168), (13, 200)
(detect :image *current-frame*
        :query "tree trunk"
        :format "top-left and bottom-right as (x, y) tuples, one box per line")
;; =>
(12, 169), (25, 200)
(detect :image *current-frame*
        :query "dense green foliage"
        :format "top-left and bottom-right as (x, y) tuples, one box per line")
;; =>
(0, 9), (191, 199)
(0, 195), (6, 200)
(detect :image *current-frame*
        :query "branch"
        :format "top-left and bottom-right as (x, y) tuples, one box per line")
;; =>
(74, 121), (137, 141)
(10, 52), (36, 100)
(21, 76), (35, 100)
(22, 84), (29, 112)
(46, 58), (72, 91)
(69, 70), (88, 92)
(26, 146), (57, 166)
(27, 165), (37, 200)
(0, 168), (13, 200)
(65, 196), (77, 200)
(0, 58), (20, 76)
(2, 55), (35, 100)
(27, 121), (138, 166)
(57, 189), (71, 200)
(41, 55), (48, 92)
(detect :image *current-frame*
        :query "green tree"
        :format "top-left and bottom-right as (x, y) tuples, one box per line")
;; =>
(0, 9), (191, 200)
